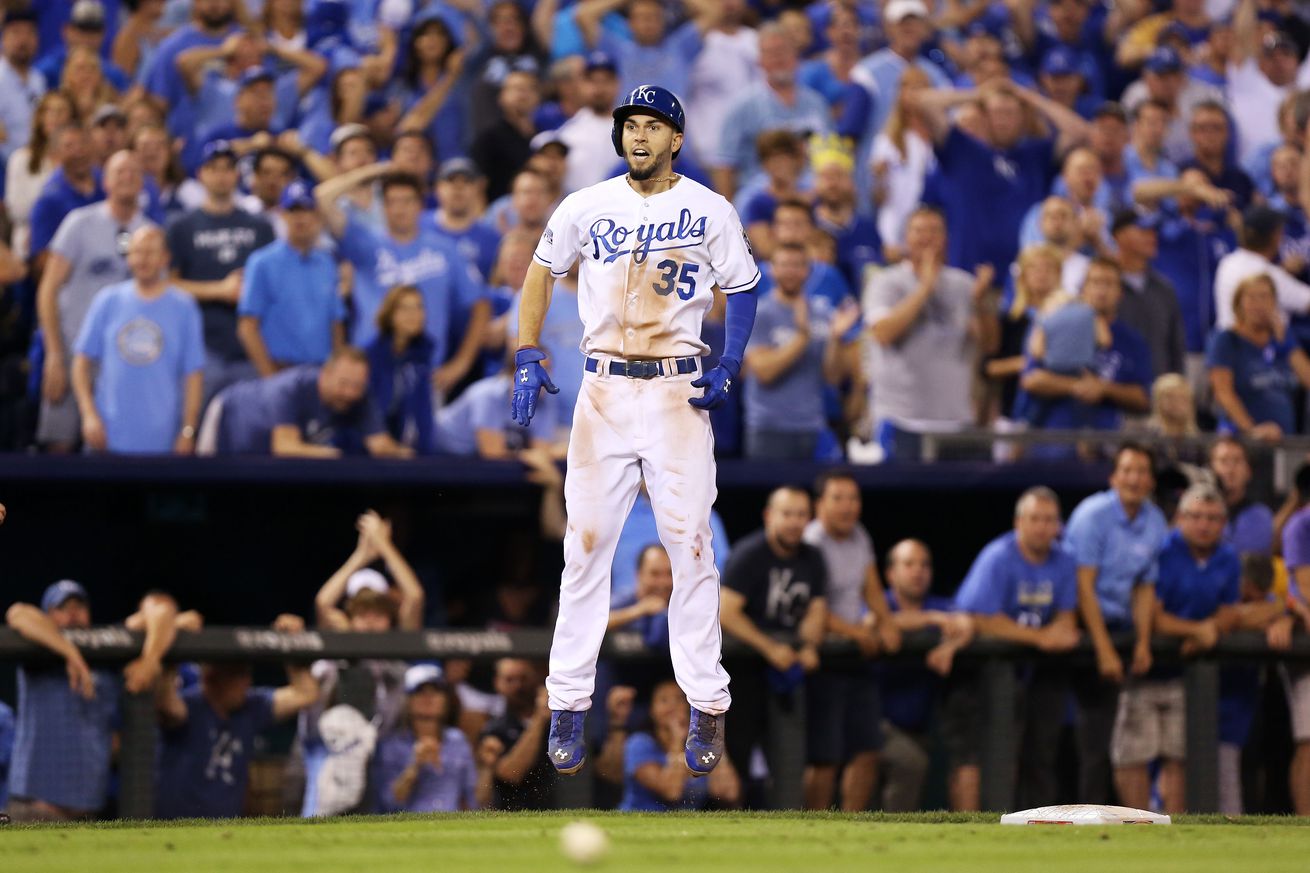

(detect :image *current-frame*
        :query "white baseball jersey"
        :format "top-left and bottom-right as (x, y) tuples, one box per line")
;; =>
(532, 174), (760, 359)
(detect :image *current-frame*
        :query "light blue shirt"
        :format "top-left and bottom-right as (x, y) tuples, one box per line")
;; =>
(716, 83), (833, 183)
(508, 282), (584, 427)
(373, 727), (477, 813)
(10, 667), (118, 812)
(599, 22), (703, 103)
(744, 293), (828, 434)
(0, 59), (46, 165)
(194, 69), (302, 142)
(74, 282), (206, 454)
(610, 493), (731, 608)
(954, 531), (1078, 628)
(1123, 144), (1179, 186)
(435, 372), (556, 455)
(239, 239), (344, 366)
(338, 212), (484, 363)
(1064, 489), (1169, 626)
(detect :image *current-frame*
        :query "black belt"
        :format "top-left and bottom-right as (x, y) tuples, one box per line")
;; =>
(584, 356), (700, 379)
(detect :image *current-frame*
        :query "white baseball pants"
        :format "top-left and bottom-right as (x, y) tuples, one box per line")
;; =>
(546, 362), (732, 716)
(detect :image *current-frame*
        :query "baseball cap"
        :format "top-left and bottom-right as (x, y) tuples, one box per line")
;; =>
(530, 129), (569, 154)
(280, 179), (316, 211)
(329, 122), (371, 154)
(1243, 204), (1284, 237)
(1111, 207), (1160, 235)
(345, 568), (389, 599)
(200, 139), (237, 166)
(1040, 46), (1081, 78)
(91, 103), (127, 127)
(238, 65), (276, 90)
(70, 0), (107, 30)
(1144, 46), (1183, 74)
(438, 157), (482, 181)
(584, 50), (617, 75)
(42, 580), (89, 612)
(885, 0), (929, 24)
(403, 663), (444, 694)
(1264, 31), (1298, 55)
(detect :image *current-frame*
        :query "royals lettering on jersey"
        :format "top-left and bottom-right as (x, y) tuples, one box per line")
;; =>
(534, 175), (759, 360)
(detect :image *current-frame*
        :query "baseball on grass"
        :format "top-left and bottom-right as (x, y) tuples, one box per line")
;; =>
(559, 820), (610, 865)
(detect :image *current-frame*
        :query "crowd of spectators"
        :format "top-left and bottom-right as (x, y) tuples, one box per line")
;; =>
(5, 439), (1310, 817)
(4, 0), (1310, 462)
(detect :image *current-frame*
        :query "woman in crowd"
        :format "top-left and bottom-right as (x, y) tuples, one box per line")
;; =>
(366, 285), (436, 456)
(1208, 274), (1310, 442)
(984, 244), (1065, 424)
(871, 66), (935, 262)
(1139, 373), (1205, 467)
(60, 47), (119, 122)
(394, 12), (468, 164)
(618, 680), (740, 812)
(375, 667), (481, 812)
(5, 92), (76, 261)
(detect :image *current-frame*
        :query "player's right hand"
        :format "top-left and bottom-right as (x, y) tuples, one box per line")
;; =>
(511, 346), (558, 427)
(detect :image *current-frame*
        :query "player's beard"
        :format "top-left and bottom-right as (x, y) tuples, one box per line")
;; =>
(627, 153), (667, 181)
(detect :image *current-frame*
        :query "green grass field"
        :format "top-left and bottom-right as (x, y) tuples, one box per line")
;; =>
(5, 811), (1310, 873)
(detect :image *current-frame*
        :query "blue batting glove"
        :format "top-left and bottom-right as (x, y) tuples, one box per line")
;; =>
(511, 346), (559, 426)
(688, 358), (739, 410)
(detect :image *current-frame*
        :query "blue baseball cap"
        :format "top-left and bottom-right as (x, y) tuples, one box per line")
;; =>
(280, 180), (316, 211)
(238, 65), (276, 90)
(1041, 46), (1081, 78)
(41, 580), (89, 612)
(200, 139), (238, 166)
(1144, 46), (1183, 74)
(438, 157), (482, 180)
(584, 50), (617, 74)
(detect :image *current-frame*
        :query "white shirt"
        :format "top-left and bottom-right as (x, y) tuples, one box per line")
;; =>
(557, 107), (619, 195)
(1227, 59), (1293, 166)
(4, 148), (53, 260)
(871, 130), (934, 249)
(685, 27), (761, 166)
(0, 58), (45, 165)
(533, 174), (759, 359)
(1214, 247), (1310, 329)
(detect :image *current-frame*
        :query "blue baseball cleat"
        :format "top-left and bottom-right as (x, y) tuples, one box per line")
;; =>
(548, 710), (587, 775)
(684, 707), (725, 777)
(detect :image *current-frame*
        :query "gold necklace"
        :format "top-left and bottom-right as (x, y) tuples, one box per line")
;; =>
(627, 173), (680, 187)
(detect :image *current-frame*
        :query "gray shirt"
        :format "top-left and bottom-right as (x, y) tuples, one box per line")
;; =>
(867, 261), (977, 429)
(1117, 269), (1186, 377)
(744, 293), (828, 433)
(802, 518), (875, 624)
(50, 202), (153, 353)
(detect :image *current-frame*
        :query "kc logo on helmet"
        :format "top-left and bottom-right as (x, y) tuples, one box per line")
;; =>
(633, 85), (656, 103)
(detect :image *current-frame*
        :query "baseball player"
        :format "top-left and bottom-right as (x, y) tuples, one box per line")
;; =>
(512, 84), (760, 777)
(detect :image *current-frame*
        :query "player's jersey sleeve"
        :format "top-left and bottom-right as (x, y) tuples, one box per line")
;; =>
(705, 200), (760, 294)
(533, 193), (583, 277)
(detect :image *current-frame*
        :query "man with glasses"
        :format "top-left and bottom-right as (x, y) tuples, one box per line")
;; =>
(35, 150), (153, 452)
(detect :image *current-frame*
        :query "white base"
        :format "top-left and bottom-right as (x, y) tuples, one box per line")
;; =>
(1000, 804), (1172, 826)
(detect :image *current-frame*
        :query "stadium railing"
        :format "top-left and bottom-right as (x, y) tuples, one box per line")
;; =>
(2, 627), (1308, 817)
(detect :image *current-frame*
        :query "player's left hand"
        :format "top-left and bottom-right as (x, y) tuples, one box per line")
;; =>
(688, 359), (739, 410)
(511, 346), (558, 426)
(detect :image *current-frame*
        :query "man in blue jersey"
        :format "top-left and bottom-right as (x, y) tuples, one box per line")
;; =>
(1064, 442), (1169, 805)
(314, 163), (488, 397)
(953, 486), (1080, 809)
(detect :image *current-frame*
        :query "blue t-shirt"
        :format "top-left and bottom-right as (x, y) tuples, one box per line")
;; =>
(619, 731), (708, 812)
(1154, 211), (1235, 353)
(599, 22), (702, 104)
(156, 686), (276, 819)
(933, 128), (1055, 274)
(216, 365), (386, 455)
(880, 592), (954, 733)
(744, 293), (828, 434)
(610, 493), (731, 608)
(1021, 320), (1153, 431)
(1225, 500), (1274, 557)
(338, 212), (484, 363)
(373, 727), (477, 813)
(953, 531), (1078, 628)
(238, 240), (344, 366)
(166, 208), (276, 362)
(1206, 329), (1299, 435)
(610, 590), (670, 651)
(29, 168), (105, 259)
(74, 282), (206, 453)
(9, 667), (118, 812)
(1156, 530), (1241, 685)
(1064, 489), (1169, 627)
(424, 215), (502, 284)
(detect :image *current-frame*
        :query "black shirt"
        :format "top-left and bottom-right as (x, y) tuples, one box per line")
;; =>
(482, 712), (555, 810)
(471, 119), (533, 202)
(722, 529), (828, 636)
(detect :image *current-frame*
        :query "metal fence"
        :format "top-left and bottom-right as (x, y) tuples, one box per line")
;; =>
(2, 626), (1308, 817)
